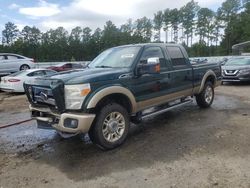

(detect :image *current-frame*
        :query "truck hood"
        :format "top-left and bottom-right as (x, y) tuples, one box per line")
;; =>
(222, 65), (250, 70)
(47, 68), (130, 84)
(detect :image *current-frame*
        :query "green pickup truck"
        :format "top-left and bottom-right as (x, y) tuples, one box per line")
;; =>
(24, 43), (222, 149)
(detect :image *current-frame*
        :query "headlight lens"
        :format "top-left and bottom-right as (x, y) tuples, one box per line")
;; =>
(239, 69), (250, 74)
(64, 83), (91, 109)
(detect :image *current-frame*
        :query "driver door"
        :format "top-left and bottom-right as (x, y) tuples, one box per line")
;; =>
(131, 46), (171, 110)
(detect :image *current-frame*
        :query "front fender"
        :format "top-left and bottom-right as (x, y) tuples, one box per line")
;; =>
(85, 85), (137, 113)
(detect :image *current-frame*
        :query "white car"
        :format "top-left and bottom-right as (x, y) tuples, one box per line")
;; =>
(0, 53), (35, 75)
(0, 69), (57, 92)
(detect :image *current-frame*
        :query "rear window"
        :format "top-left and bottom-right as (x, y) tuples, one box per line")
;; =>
(166, 47), (187, 67)
(9, 71), (27, 77)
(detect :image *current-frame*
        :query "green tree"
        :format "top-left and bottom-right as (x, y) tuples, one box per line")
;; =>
(2, 22), (19, 45)
(180, 0), (200, 46)
(101, 21), (120, 49)
(153, 11), (164, 42)
(220, 0), (241, 53)
(196, 8), (214, 45)
(134, 17), (153, 42)
(163, 9), (171, 43)
(120, 19), (133, 34)
(169, 9), (180, 43)
(22, 26), (41, 45)
(69, 26), (83, 61)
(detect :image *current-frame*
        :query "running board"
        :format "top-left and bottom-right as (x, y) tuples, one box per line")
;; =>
(141, 99), (193, 120)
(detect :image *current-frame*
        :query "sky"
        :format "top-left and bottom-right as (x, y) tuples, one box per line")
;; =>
(0, 0), (222, 33)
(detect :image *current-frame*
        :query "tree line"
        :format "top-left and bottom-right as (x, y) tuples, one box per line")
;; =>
(1, 0), (250, 62)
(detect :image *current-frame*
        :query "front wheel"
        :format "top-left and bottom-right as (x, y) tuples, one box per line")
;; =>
(196, 82), (214, 108)
(89, 103), (130, 150)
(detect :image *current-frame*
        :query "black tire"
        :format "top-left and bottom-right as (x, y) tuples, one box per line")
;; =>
(196, 81), (214, 108)
(89, 103), (130, 150)
(20, 64), (30, 71)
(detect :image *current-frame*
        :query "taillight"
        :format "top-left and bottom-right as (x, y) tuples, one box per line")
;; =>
(8, 79), (20, 82)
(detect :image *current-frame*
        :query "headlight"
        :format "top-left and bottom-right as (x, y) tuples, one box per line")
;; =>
(64, 83), (91, 109)
(239, 69), (250, 74)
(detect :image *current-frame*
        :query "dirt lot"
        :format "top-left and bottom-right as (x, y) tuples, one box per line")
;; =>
(0, 84), (250, 188)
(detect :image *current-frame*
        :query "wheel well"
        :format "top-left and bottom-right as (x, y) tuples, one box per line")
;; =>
(94, 93), (132, 114)
(20, 64), (30, 70)
(205, 75), (215, 86)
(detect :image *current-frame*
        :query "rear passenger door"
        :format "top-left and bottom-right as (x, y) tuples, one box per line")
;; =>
(166, 46), (193, 94)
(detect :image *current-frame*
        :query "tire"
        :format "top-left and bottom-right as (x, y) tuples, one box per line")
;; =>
(89, 103), (130, 150)
(196, 81), (214, 108)
(20, 64), (30, 71)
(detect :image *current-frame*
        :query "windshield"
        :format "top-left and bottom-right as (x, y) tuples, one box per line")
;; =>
(89, 46), (141, 68)
(225, 59), (250, 66)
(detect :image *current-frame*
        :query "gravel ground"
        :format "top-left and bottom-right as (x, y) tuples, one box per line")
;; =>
(0, 83), (250, 188)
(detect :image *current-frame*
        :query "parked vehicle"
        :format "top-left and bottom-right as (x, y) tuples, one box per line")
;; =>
(222, 58), (250, 83)
(24, 43), (222, 150)
(47, 62), (84, 72)
(0, 53), (35, 75)
(0, 69), (57, 92)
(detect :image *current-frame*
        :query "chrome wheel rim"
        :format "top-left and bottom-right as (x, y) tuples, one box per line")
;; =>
(21, 65), (29, 70)
(205, 86), (213, 104)
(102, 112), (125, 143)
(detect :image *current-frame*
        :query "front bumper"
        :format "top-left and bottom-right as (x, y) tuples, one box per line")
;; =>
(222, 71), (250, 82)
(222, 76), (250, 82)
(30, 105), (95, 134)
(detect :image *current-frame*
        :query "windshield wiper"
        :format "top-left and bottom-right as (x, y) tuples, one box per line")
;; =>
(95, 65), (113, 68)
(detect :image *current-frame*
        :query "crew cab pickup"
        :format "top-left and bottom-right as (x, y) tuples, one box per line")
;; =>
(24, 43), (222, 150)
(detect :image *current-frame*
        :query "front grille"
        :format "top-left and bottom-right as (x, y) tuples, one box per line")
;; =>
(33, 86), (56, 106)
(224, 70), (239, 76)
(24, 80), (65, 113)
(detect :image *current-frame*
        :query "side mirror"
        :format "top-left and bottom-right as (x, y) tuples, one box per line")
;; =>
(138, 57), (160, 75)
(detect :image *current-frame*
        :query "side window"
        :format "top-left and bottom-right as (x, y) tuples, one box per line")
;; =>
(166, 47), (187, 67)
(44, 70), (56, 75)
(27, 71), (45, 77)
(7, 55), (18, 60)
(64, 63), (72, 68)
(72, 63), (82, 68)
(140, 47), (166, 69)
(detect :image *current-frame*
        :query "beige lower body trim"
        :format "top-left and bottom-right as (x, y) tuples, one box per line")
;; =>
(53, 112), (95, 134)
(30, 105), (95, 134)
(193, 80), (222, 95)
(137, 88), (193, 112)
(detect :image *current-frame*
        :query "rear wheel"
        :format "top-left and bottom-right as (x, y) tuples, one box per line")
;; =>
(196, 81), (214, 108)
(89, 103), (130, 150)
(20, 64), (30, 70)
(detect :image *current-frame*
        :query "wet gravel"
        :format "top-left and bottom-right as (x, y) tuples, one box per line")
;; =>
(0, 84), (250, 188)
